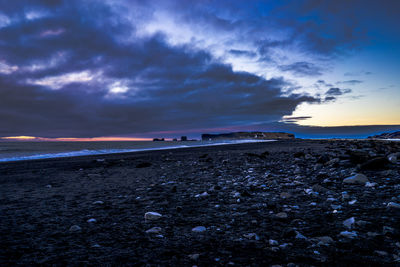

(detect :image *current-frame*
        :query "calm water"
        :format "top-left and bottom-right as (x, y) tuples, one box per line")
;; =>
(0, 140), (272, 162)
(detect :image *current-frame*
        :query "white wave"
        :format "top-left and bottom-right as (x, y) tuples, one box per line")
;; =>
(0, 139), (275, 163)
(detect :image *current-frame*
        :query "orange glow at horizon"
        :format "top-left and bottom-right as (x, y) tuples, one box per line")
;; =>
(1, 136), (38, 140)
(0, 136), (152, 141)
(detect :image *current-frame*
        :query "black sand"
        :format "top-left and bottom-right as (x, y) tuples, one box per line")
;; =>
(1, 139), (399, 266)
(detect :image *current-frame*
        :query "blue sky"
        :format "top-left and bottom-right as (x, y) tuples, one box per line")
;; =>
(0, 0), (399, 139)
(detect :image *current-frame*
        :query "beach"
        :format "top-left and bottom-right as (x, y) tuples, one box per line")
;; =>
(0, 139), (399, 266)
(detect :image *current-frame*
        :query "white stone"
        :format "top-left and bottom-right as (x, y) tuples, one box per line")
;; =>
(200, 192), (209, 197)
(304, 188), (313, 194)
(348, 199), (357, 205)
(145, 212), (163, 220)
(192, 226), (206, 233)
(365, 182), (377, 187)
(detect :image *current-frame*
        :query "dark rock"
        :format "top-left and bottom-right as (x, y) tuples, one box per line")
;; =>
(317, 154), (330, 164)
(136, 162), (152, 168)
(360, 157), (389, 170)
(261, 151), (270, 157)
(293, 151), (305, 158)
(347, 149), (370, 164)
(312, 184), (328, 193)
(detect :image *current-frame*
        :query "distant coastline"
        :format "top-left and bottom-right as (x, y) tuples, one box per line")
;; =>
(201, 131), (295, 141)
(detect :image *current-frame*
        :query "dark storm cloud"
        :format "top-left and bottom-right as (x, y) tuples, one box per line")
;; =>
(228, 49), (257, 58)
(283, 116), (312, 121)
(325, 88), (352, 96)
(278, 62), (323, 77)
(337, 80), (363, 85)
(324, 96), (336, 102)
(281, 116), (312, 123)
(316, 80), (333, 87)
(0, 0), (319, 138)
(344, 71), (372, 76)
(140, 0), (400, 63)
(1, 0), (398, 138)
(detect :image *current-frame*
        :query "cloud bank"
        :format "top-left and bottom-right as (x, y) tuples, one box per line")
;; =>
(0, 0), (398, 138)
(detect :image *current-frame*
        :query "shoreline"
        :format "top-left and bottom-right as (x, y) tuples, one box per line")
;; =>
(1, 138), (399, 164)
(0, 139), (275, 163)
(1, 139), (399, 265)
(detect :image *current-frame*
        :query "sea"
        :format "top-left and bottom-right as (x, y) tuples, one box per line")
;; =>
(0, 140), (272, 163)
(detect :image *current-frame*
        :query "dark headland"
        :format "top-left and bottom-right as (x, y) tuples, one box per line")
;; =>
(1, 139), (400, 266)
(369, 131), (400, 139)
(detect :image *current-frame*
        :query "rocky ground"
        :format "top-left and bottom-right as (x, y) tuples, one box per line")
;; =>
(0, 139), (399, 266)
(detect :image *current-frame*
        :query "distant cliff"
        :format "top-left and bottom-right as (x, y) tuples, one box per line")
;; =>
(368, 131), (400, 139)
(201, 132), (295, 141)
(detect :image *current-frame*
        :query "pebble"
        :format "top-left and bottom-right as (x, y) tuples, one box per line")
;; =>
(195, 192), (209, 198)
(269, 239), (279, 246)
(275, 212), (288, 219)
(295, 231), (307, 240)
(388, 154), (397, 163)
(365, 182), (376, 187)
(144, 212), (163, 220)
(146, 227), (162, 234)
(339, 231), (358, 238)
(69, 225), (82, 232)
(343, 217), (355, 229)
(343, 174), (369, 185)
(93, 200), (104, 205)
(243, 233), (259, 240)
(192, 226), (207, 233)
(280, 192), (291, 199)
(348, 199), (357, 205)
(387, 202), (400, 209)
(188, 253), (200, 260)
(87, 218), (97, 223)
(314, 236), (334, 246)
(374, 250), (389, 256)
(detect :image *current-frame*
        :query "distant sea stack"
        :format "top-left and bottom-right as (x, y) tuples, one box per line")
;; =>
(201, 132), (295, 141)
(368, 131), (400, 139)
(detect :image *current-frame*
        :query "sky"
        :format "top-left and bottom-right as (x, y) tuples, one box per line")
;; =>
(0, 0), (399, 139)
